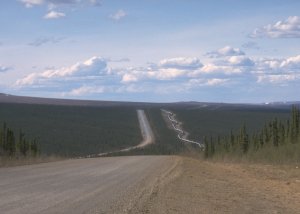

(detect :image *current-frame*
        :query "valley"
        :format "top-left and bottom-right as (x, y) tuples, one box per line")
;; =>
(0, 94), (299, 213)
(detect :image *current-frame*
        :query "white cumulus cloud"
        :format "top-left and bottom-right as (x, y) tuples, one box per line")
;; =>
(206, 78), (229, 86)
(206, 46), (245, 58)
(44, 11), (66, 19)
(280, 55), (300, 69)
(159, 57), (202, 69)
(20, 0), (102, 19)
(250, 16), (300, 38)
(121, 73), (139, 83)
(67, 85), (106, 96)
(12, 53), (300, 97)
(147, 68), (186, 80)
(20, 0), (44, 8)
(255, 54), (300, 83)
(109, 9), (127, 21)
(188, 78), (229, 87)
(16, 56), (108, 86)
(257, 74), (300, 83)
(228, 56), (254, 66)
(20, 0), (92, 8)
(256, 55), (300, 73)
(197, 64), (243, 75)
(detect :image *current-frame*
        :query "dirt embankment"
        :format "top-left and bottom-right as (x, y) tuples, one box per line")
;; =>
(140, 157), (300, 214)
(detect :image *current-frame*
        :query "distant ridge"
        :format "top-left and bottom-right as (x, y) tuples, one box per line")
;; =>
(0, 93), (299, 108)
(0, 93), (150, 107)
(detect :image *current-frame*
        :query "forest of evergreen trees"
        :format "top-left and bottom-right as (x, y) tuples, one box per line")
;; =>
(0, 123), (39, 157)
(204, 106), (300, 160)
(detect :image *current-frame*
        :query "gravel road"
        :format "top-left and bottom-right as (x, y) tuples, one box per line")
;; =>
(2, 155), (298, 214)
(136, 109), (154, 148)
(0, 156), (177, 214)
(97, 109), (154, 156)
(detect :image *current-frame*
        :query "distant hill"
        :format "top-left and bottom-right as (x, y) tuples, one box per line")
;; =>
(0, 93), (299, 157)
(0, 93), (151, 107)
(0, 93), (299, 109)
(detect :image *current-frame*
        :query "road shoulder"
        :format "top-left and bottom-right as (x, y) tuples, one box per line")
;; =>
(142, 156), (300, 214)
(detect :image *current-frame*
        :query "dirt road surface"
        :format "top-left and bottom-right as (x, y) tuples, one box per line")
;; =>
(0, 156), (178, 214)
(1, 156), (299, 214)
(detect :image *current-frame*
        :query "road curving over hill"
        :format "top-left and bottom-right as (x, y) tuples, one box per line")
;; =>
(98, 109), (154, 156)
(136, 109), (155, 147)
(0, 156), (179, 214)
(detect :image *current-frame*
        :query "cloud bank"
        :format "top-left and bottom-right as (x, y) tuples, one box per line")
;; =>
(14, 45), (300, 97)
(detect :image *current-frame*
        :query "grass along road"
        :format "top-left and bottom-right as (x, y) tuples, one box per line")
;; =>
(143, 157), (300, 214)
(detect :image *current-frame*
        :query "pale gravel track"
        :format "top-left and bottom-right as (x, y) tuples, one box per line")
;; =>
(135, 109), (155, 148)
(98, 109), (154, 156)
(0, 156), (175, 214)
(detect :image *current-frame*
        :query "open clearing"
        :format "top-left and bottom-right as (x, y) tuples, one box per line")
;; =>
(1, 156), (299, 214)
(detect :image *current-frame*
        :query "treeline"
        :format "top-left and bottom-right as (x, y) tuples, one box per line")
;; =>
(0, 103), (142, 156)
(204, 106), (300, 160)
(0, 123), (39, 157)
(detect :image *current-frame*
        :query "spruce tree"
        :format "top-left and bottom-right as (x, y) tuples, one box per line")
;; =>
(7, 129), (16, 156)
(272, 119), (279, 147)
(230, 130), (235, 149)
(240, 124), (249, 153)
(210, 136), (215, 156)
(31, 139), (38, 156)
(204, 136), (209, 158)
(290, 106), (299, 143)
(252, 134), (259, 151)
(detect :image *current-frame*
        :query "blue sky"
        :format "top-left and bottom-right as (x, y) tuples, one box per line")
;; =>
(0, 0), (300, 103)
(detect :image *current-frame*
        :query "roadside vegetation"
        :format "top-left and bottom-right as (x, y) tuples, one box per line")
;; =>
(0, 122), (41, 167)
(203, 106), (300, 163)
(171, 105), (300, 163)
(0, 122), (39, 157)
